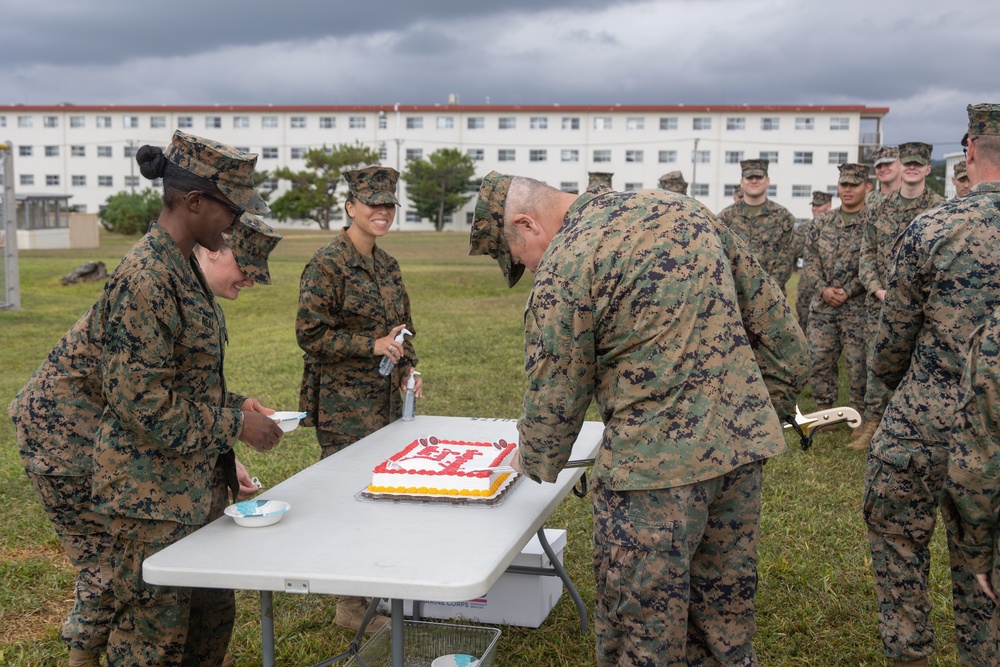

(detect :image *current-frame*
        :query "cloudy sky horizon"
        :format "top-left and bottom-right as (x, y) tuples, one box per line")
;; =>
(2, 0), (996, 159)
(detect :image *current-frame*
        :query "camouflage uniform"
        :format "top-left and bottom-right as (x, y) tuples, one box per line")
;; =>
(589, 172), (614, 188)
(716, 197), (797, 290)
(941, 310), (1000, 664)
(471, 174), (810, 666)
(658, 170), (688, 195)
(792, 217), (817, 332)
(864, 179), (1000, 664)
(866, 145), (901, 207)
(858, 183), (944, 423)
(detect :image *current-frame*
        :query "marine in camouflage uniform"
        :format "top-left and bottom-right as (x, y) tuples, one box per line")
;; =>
(657, 170), (688, 195)
(952, 159), (972, 198)
(866, 145), (902, 207)
(589, 171), (614, 189)
(801, 165), (869, 410)
(717, 159), (797, 291)
(864, 105), (1000, 667)
(793, 191), (834, 332)
(470, 172), (810, 667)
(857, 143), (944, 441)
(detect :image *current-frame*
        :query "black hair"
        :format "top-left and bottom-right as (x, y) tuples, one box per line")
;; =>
(136, 144), (219, 211)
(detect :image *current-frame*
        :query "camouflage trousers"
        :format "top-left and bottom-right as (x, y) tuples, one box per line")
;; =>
(863, 298), (893, 422)
(592, 462), (763, 667)
(863, 437), (999, 665)
(317, 429), (357, 460)
(25, 471), (114, 654)
(806, 307), (867, 408)
(104, 470), (234, 667)
(795, 274), (816, 336)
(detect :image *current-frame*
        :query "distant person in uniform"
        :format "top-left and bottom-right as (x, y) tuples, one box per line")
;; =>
(589, 171), (614, 188)
(794, 191), (834, 331)
(733, 184), (743, 203)
(952, 159), (972, 197)
(717, 159), (797, 291)
(810, 190), (833, 218)
(470, 170), (809, 667)
(658, 170), (688, 195)
(867, 145), (902, 205)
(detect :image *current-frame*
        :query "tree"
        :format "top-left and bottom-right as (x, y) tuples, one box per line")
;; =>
(403, 148), (477, 231)
(927, 161), (946, 197)
(99, 188), (162, 235)
(268, 142), (380, 229)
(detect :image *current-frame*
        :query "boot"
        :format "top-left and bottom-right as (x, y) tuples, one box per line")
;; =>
(335, 596), (390, 634)
(68, 648), (101, 667)
(893, 659), (929, 667)
(847, 421), (878, 451)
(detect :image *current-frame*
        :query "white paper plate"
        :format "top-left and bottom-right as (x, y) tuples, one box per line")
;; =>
(270, 411), (307, 432)
(224, 499), (291, 527)
(431, 655), (479, 667)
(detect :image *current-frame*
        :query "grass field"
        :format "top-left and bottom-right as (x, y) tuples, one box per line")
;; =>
(0, 229), (963, 666)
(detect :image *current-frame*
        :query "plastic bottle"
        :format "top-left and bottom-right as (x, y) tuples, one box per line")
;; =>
(378, 328), (412, 376)
(401, 369), (421, 421)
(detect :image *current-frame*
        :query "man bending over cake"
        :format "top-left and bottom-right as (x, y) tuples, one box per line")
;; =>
(469, 172), (809, 667)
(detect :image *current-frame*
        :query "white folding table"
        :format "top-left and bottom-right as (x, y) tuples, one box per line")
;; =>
(143, 416), (602, 666)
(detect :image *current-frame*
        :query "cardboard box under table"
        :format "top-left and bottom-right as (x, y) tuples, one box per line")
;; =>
(384, 529), (567, 628)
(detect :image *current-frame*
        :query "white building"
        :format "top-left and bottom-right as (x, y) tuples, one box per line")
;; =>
(1, 103), (888, 229)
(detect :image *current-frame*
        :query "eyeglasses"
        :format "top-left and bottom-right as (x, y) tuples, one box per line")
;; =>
(964, 136), (978, 156)
(185, 190), (244, 225)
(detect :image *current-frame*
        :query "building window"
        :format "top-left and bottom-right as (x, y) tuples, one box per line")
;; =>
(233, 116), (250, 128)
(125, 176), (140, 188)
(624, 182), (643, 191)
(290, 147), (306, 159)
(593, 149), (611, 163)
(260, 178), (278, 191)
(19, 145), (33, 157)
(262, 147), (278, 159)
(405, 116), (423, 129)
(593, 117), (612, 130)
(72, 175), (86, 187)
(830, 117), (850, 130)
(724, 184), (738, 196)
(319, 116), (335, 129)
(725, 151), (744, 164)
(20, 174), (33, 186)
(378, 146), (388, 160)
(726, 117), (745, 131)
(498, 149), (516, 162)
(693, 117), (712, 130)
(262, 116), (278, 128)
(44, 116), (59, 128)
(70, 116), (85, 128)
(828, 151), (849, 164)
(95, 116), (111, 128)
(660, 117), (678, 130)
(123, 116), (139, 128)
(290, 116), (306, 129)
(827, 185), (838, 195)
(795, 117), (815, 130)
(436, 116), (454, 129)
(97, 146), (112, 157)
(349, 116), (366, 129)
(560, 181), (579, 193)
(234, 147), (250, 154)
(530, 149), (547, 162)
(178, 116), (193, 128)
(47, 174), (61, 186)
(658, 150), (678, 163)
(406, 148), (423, 160)
(0, 116), (5, 127)
(561, 117), (580, 130)
(792, 185), (812, 197)
(498, 117), (516, 130)
(692, 184), (709, 196)
(378, 115), (387, 129)
(561, 149), (579, 162)
(124, 145), (136, 158)
(150, 116), (166, 128)
(98, 175), (113, 187)
(767, 185), (777, 197)
(759, 151), (778, 163)
(467, 116), (485, 129)
(18, 116), (33, 128)
(71, 145), (85, 157)
(625, 150), (644, 163)
(466, 148), (484, 161)
(794, 151), (813, 164)
(761, 117), (780, 131)
(406, 211), (422, 223)
(205, 116), (221, 129)
(694, 150), (711, 164)
(626, 117), (645, 130)
(529, 117), (548, 130)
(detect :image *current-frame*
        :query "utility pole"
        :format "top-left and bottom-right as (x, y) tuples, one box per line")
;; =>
(1, 141), (21, 310)
(691, 138), (700, 201)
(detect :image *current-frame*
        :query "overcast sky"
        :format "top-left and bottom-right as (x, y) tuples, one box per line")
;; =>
(2, 0), (996, 159)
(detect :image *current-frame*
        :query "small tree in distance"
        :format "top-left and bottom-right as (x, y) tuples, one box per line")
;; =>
(403, 148), (477, 231)
(99, 188), (163, 235)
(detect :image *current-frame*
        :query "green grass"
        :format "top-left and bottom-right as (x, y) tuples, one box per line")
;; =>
(0, 230), (962, 666)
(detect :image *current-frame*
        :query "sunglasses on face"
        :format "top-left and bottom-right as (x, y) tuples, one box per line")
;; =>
(185, 190), (244, 226)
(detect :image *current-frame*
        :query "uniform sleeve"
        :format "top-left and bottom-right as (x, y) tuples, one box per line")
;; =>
(858, 204), (881, 296)
(517, 269), (596, 484)
(769, 209), (797, 288)
(800, 219), (826, 300)
(296, 256), (376, 361)
(101, 276), (241, 456)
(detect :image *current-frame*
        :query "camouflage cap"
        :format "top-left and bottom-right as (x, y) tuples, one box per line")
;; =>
(898, 142), (933, 165)
(164, 130), (268, 215)
(658, 170), (688, 190)
(733, 185), (743, 198)
(837, 163), (869, 185)
(871, 145), (899, 166)
(962, 103), (1000, 146)
(230, 214), (282, 285)
(588, 172), (614, 188)
(954, 160), (968, 178)
(740, 159), (769, 178)
(469, 171), (525, 288)
(343, 166), (400, 206)
(810, 191), (833, 205)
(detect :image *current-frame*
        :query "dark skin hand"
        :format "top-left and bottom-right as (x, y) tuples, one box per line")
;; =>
(239, 411), (283, 451)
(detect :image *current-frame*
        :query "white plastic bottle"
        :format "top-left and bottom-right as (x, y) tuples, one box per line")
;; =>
(401, 369), (421, 421)
(378, 328), (412, 376)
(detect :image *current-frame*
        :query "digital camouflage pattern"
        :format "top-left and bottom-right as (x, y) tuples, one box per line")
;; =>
(343, 166), (400, 207)
(229, 215), (282, 285)
(739, 159), (768, 178)
(297, 228), (417, 453)
(470, 171), (524, 288)
(658, 170), (688, 195)
(857, 187), (944, 420)
(866, 182), (1000, 664)
(962, 103), (1000, 145)
(801, 206), (867, 407)
(164, 130), (267, 215)
(871, 145), (900, 166)
(954, 160), (968, 179)
(716, 198), (797, 288)
(593, 463), (763, 667)
(810, 191), (832, 206)
(792, 218), (817, 333)
(897, 142), (933, 166)
(588, 171), (613, 188)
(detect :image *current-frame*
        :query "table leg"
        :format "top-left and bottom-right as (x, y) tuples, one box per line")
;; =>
(537, 528), (589, 634)
(391, 598), (404, 667)
(261, 590), (275, 667)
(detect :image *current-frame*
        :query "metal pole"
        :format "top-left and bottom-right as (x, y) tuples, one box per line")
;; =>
(691, 138), (700, 201)
(1, 141), (21, 310)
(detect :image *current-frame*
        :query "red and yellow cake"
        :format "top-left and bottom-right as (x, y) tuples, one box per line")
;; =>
(366, 436), (519, 503)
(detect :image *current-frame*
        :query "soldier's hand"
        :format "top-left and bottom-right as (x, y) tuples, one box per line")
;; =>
(374, 324), (408, 361)
(976, 573), (999, 605)
(822, 287), (847, 307)
(239, 411), (283, 452)
(240, 397), (275, 416)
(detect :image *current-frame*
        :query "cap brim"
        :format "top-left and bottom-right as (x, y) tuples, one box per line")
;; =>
(961, 132), (969, 147)
(358, 192), (400, 206)
(219, 184), (269, 216)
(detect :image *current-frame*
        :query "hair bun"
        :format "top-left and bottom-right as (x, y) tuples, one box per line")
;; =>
(136, 145), (168, 180)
